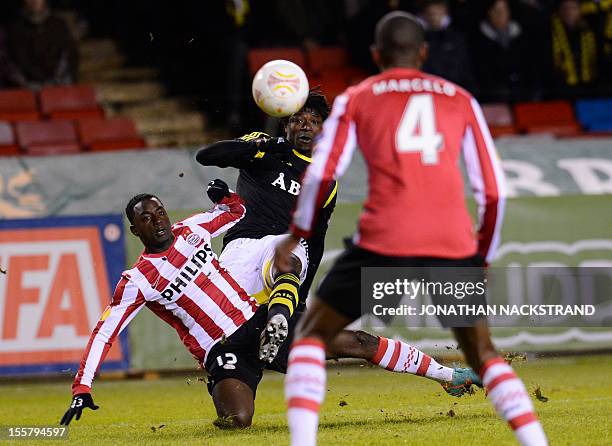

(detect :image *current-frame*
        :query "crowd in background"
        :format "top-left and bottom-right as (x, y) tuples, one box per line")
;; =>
(360, 0), (611, 101)
(0, 0), (610, 125)
(240, 0), (612, 102)
(0, 0), (78, 89)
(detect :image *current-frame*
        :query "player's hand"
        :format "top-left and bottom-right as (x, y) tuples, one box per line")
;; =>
(259, 313), (289, 363)
(206, 179), (231, 204)
(252, 136), (271, 147)
(273, 234), (300, 274)
(60, 393), (99, 425)
(258, 137), (291, 154)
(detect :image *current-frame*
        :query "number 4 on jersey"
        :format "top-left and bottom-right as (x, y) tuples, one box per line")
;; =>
(395, 94), (444, 165)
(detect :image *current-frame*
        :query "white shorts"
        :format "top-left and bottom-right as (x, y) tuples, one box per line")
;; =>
(219, 235), (308, 303)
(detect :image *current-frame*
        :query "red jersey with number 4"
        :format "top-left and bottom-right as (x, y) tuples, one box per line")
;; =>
(291, 68), (506, 261)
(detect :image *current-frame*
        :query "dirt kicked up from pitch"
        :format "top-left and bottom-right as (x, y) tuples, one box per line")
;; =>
(2, 355), (611, 445)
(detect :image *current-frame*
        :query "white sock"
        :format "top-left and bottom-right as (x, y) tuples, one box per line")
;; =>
(285, 338), (326, 446)
(370, 336), (454, 382)
(482, 357), (548, 446)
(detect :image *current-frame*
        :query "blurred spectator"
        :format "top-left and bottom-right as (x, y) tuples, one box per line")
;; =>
(420, 0), (476, 91)
(0, 28), (13, 88)
(447, 0), (482, 32)
(578, 0), (612, 86)
(226, 0), (250, 130)
(471, 0), (530, 101)
(549, 0), (599, 94)
(274, 0), (343, 49)
(347, 0), (415, 73)
(6, 0), (78, 89)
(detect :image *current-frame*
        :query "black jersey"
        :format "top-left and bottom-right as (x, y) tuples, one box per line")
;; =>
(196, 131), (337, 301)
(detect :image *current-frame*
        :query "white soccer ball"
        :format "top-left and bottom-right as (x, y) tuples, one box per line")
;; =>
(252, 60), (309, 118)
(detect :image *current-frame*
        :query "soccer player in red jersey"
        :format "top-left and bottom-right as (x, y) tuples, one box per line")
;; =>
(275, 12), (548, 446)
(60, 180), (267, 428)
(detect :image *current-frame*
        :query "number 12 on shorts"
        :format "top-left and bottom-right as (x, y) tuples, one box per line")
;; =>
(395, 94), (444, 165)
(216, 353), (238, 370)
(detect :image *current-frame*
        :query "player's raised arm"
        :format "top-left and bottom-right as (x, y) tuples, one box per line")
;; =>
(60, 278), (146, 425)
(185, 179), (247, 239)
(462, 97), (507, 264)
(195, 132), (290, 169)
(290, 93), (357, 239)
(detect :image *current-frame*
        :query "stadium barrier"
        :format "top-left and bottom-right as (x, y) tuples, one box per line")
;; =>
(0, 215), (129, 376)
(0, 137), (611, 374)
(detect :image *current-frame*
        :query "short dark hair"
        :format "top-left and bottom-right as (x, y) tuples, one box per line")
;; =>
(125, 193), (160, 224)
(375, 11), (425, 64)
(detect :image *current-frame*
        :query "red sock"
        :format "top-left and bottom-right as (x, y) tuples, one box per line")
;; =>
(370, 336), (454, 382)
(482, 357), (547, 446)
(285, 338), (326, 446)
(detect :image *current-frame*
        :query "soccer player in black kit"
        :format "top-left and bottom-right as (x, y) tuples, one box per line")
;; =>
(196, 89), (337, 364)
(196, 89), (480, 427)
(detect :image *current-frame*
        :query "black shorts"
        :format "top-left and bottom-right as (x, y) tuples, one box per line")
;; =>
(317, 244), (485, 325)
(205, 307), (268, 396)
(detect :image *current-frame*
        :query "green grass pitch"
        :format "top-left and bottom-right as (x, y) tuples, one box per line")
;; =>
(2, 355), (611, 445)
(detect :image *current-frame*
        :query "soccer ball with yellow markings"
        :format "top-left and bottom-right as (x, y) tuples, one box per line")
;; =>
(251, 60), (309, 118)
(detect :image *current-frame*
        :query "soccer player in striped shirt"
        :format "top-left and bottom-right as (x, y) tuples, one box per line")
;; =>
(60, 180), (268, 428)
(275, 12), (547, 446)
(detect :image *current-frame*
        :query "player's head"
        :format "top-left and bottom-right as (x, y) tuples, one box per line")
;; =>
(23, 0), (47, 15)
(126, 193), (173, 252)
(371, 11), (427, 70)
(486, 0), (511, 30)
(284, 87), (331, 155)
(557, 0), (581, 29)
(421, 0), (449, 31)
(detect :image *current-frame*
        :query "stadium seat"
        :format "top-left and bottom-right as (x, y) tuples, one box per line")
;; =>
(305, 46), (369, 90)
(0, 121), (20, 156)
(306, 46), (350, 75)
(0, 89), (39, 122)
(514, 101), (581, 136)
(482, 103), (517, 138)
(78, 117), (146, 151)
(311, 72), (349, 102)
(575, 98), (612, 132)
(248, 47), (306, 75)
(39, 85), (104, 120)
(16, 120), (81, 155)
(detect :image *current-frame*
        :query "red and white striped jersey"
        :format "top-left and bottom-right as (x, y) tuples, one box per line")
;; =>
(291, 67), (506, 262)
(72, 193), (258, 395)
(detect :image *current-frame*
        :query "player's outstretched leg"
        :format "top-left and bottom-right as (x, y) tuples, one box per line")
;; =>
(260, 256), (302, 363)
(326, 330), (481, 396)
(285, 298), (353, 446)
(453, 320), (548, 446)
(211, 378), (255, 428)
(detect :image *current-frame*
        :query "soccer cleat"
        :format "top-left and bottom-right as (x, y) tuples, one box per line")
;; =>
(259, 313), (289, 363)
(441, 367), (483, 397)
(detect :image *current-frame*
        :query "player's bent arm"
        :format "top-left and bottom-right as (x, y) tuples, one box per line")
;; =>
(463, 97), (508, 263)
(192, 192), (247, 239)
(196, 138), (262, 169)
(196, 133), (293, 171)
